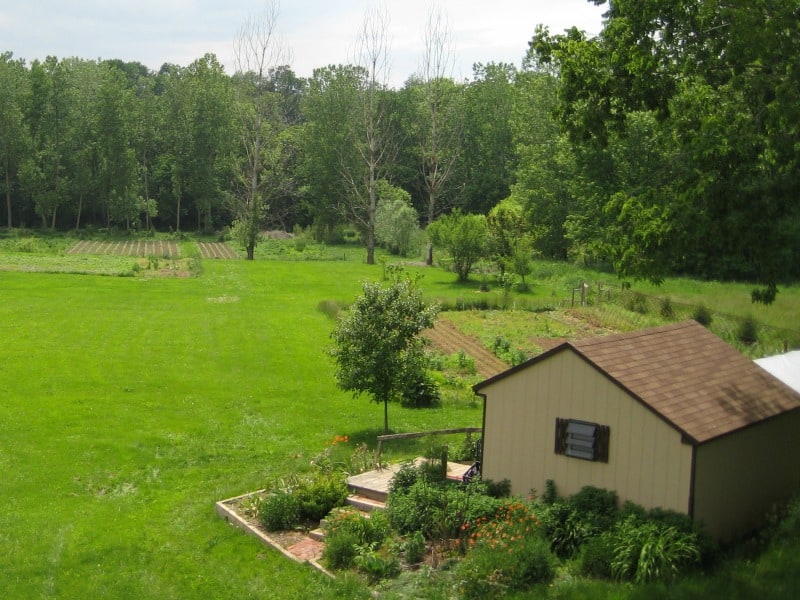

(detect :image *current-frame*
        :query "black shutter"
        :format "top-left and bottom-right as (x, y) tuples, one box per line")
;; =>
(554, 418), (569, 455)
(595, 425), (610, 463)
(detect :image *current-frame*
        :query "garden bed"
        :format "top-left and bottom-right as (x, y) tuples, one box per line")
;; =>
(215, 490), (333, 577)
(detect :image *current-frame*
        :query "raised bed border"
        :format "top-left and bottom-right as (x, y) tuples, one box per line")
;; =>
(214, 490), (333, 578)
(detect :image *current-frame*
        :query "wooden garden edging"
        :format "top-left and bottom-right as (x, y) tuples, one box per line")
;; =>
(375, 427), (482, 465)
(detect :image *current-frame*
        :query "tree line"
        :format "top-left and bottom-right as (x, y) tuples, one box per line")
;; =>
(1, 1), (797, 297)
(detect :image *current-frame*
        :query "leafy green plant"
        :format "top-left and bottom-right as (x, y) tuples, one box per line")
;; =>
(294, 473), (349, 522)
(568, 486), (619, 531)
(737, 315), (759, 345)
(458, 502), (554, 598)
(541, 501), (591, 558)
(660, 296), (675, 319)
(323, 530), (360, 569)
(693, 303), (713, 326)
(609, 516), (700, 583)
(403, 530), (427, 565)
(258, 491), (300, 531)
(579, 532), (614, 579)
(353, 542), (401, 582)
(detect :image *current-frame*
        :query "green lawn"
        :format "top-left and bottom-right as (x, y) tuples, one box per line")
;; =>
(0, 259), (482, 599)
(2, 242), (798, 598)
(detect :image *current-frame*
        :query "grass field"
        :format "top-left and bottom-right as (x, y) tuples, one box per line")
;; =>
(2, 235), (799, 598)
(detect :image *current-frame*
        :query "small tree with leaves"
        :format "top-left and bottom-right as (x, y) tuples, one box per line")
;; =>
(427, 209), (488, 282)
(330, 275), (438, 433)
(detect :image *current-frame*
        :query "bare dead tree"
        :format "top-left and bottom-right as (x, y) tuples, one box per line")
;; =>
(420, 5), (462, 265)
(231, 1), (291, 259)
(345, 4), (393, 265)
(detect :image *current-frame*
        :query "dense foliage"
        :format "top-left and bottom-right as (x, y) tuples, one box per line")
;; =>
(3, 0), (797, 293)
(329, 276), (438, 433)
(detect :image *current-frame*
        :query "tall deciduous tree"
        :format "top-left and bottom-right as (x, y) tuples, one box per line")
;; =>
(456, 63), (517, 214)
(302, 65), (364, 238)
(232, 2), (290, 259)
(351, 5), (393, 265)
(330, 277), (438, 434)
(0, 52), (30, 228)
(534, 0), (800, 302)
(419, 6), (462, 264)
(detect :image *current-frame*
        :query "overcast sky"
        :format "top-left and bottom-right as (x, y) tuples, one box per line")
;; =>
(1, 1), (606, 87)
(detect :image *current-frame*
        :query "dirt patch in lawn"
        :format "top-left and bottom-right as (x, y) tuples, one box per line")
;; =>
(423, 319), (509, 378)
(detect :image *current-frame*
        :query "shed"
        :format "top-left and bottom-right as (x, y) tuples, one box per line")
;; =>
(755, 351), (800, 394)
(473, 321), (800, 541)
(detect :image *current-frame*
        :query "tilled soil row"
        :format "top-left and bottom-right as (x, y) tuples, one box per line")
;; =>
(67, 240), (180, 257)
(423, 319), (509, 378)
(197, 242), (238, 259)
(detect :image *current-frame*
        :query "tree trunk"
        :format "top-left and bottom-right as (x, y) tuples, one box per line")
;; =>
(4, 165), (11, 229)
(383, 397), (389, 434)
(75, 191), (83, 231)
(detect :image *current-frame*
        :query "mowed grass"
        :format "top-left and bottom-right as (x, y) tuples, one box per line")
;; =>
(0, 259), (481, 599)
(2, 244), (799, 599)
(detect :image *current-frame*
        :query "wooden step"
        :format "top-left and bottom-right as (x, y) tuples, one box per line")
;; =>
(346, 493), (386, 512)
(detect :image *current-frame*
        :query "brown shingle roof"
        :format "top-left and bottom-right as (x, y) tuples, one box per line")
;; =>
(474, 320), (800, 445)
(570, 321), (800, 443)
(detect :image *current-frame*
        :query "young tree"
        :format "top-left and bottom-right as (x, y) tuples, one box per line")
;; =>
(375, 180), (421, 256)
(427, 209), (488, 282)
(330, 277), (438, 434)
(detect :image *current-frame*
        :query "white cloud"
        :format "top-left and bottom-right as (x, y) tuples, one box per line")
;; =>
(1, 1), (606, 84)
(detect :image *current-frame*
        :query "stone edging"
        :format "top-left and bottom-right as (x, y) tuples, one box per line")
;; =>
(214, 490), (334, 579)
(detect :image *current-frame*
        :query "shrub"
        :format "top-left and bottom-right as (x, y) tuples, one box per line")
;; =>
(541, 502), (591, 558)
(354, 543), (401, 582)
(542, 479), (558, 505)
(294, 473), (349, 522)
(324, 530), (360, 569)
(403, 530), (427, 565)
(660, 297), (675, 319)
(737, 315), (759, 345)
(326, 507), (388, 543)
(400, 365), (440, 408)
(387, 478), (502, 542)
(258, 491), (300, 531)
(458, 503), (554, 598)
(580, 533), (614, 579)
(609, 516), (700, 583)
(626, 291), (649, 314)
(388, 461), (424, 495)
(482, 478), (512, 499)
(693, 304), (713, 326)
(449, 433), (482, 463)
(568, 486), (619, 531)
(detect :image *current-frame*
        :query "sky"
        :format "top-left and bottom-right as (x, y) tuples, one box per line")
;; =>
(1, 1), (607, 87)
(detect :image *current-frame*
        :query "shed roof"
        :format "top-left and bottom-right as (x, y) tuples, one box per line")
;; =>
(475, 321), (800, 444)
(755, 351), (800, 395)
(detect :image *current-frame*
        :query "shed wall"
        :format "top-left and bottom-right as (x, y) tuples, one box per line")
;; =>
(694, 410), (800, 541)
(481, 349), (693, 512)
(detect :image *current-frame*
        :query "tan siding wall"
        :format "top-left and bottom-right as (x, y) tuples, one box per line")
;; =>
(694, 410), (800, 541)
(482, 349), (693, 512)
